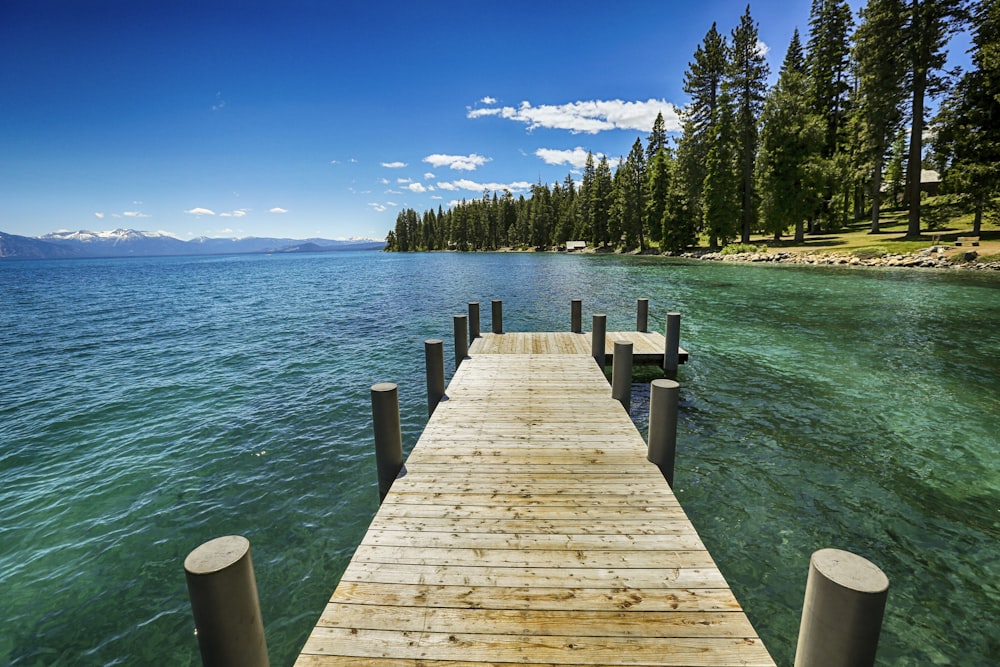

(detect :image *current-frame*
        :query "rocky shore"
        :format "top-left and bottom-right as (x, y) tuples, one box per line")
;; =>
(683, 246), (1000, 271)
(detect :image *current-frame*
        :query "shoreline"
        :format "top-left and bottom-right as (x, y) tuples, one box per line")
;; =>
(678, 246), (1000, 271)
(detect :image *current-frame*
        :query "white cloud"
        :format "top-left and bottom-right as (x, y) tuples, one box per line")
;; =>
(369, 203), (387, 212)
(94, 212), (105, 219)
(379, 178), (390, 185)
(123, 211), (149, 218)
(535, 146), (599, 168)
(424, 172), (435, 180)
(406, 183), (429, 193)
(220, 209), (249, 218)
(468, 98), (683, 134)
(423, 153), (491, 171)
(755, 39), (770, 57)
(269, 207), (288, 214)
(397, 177), (413, 184)
(481, 96), (497, 104)
(381, 161), (407, 168)
(185, 207), (216, 216)
(437, 178), (534, 194)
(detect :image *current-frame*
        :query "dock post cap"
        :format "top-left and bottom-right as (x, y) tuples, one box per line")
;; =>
(811, 548), (889, 594)
(651, 378), (679, 390)
(371, 382), (398, 393)
(425, 338), (443, 344)
(184, 535), (250, 576)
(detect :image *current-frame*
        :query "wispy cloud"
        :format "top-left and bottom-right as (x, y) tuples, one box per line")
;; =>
(369, 203), (387, 212)
(406, 183), (430, 193)
(123, 210), (149, 218)
(185, 207), (216, 216)
(423, 153), (492, 171)
(381, 161), (407, 168)
(469, 98), (682, 134)
(437, 178), (534, 194)
(211, 92), (226, 112)
(269, 207), (288, 214)
(535, 147), (600, 168)
(424, 172), (435, 180)
(94, 212), (105, 219)
(220, 209), (249, 218)
(481, 96), (497, 104)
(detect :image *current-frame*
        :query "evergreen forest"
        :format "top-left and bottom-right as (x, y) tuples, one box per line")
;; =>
(385, 0), (998, 253)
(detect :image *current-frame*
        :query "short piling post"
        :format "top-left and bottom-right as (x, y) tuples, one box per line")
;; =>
(637, 298), (649, 333)
(611, 341), (633, 412)
(591, 314), (607, 368)
(184, 535), (269, 667)
(647, 378), (680, 486)
(794, 549), (889, 667)
(424, 339), (445, 416)
(571, 299), (582, 333)
(467, 302), (480, 342)
(664, 312), (681, 373)
(371, 382), (403, 504)
(491, 299), (503, 334)
(453, 315), (468, 369)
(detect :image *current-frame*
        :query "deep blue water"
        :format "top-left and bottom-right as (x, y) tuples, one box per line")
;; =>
(1, 251), (997, 666)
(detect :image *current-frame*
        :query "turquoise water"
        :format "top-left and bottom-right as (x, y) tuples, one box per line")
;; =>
(1, 252), (997, 666)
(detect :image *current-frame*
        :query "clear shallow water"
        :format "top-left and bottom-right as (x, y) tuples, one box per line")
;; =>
(1, 252), (997, 666)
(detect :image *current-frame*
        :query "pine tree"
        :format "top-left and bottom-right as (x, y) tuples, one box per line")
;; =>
(646, 112), (669, 162)
(592, 156), (614, 247)
(903, 0), (969, 238)
(933, 0), (1000, 234)
(614, 138), (648, 251)
(853, 0), (909, 233)
(702, 93), (739, 248)
(645, 145), (670, 245)
(726, 5), (770, 243)
(758, 30), (825, 241)
(678, 23), (728, 232)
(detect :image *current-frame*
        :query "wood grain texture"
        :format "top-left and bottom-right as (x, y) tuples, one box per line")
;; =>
(294, 351), (773, 666)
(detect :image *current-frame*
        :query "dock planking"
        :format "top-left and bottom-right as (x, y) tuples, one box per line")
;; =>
(468, 331), (688, 364)
(295, 344), (773, 666)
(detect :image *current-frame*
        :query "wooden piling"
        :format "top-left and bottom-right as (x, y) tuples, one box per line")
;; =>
(664, 312), (681, 373)
(424, 339), (445, 417)
(647, 378), (680, 486)
(611, 341), (633, 412)
(453, 315), (468, 370)
(184, 535), (269, 667)
(795, 549), (889, 667)
(468, 302), (480, 342)
(591, 314), (606, 368)
(571, 299), (582, 333)
(371, 382), (403, 504)
(637, 298), (649, 333)
(492, 299), (503, 334)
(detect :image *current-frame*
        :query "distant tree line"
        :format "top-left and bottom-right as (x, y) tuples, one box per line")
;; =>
(386, 0), (998, 252)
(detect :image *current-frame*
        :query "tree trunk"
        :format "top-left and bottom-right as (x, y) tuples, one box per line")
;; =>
(973, 201), (982, 236)
(870, 154), (885, 233)
(795, 220), (805, 243)
(906, 65), (926, 238)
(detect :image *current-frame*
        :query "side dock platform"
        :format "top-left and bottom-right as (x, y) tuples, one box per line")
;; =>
(294, 324), (775, 665)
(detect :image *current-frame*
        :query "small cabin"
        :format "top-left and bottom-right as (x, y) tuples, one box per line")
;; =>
(565, 240), (587, 252)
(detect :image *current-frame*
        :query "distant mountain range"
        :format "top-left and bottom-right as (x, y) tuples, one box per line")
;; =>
(0, 228), (385, 260)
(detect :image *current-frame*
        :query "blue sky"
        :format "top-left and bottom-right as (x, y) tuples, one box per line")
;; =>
(0, 1), (968, 241)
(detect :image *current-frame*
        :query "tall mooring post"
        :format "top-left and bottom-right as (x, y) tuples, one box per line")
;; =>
(371, 382), (403, 504)
(184, 535), (269, 667)
(491, 299), (503, 334)
(467, 302), (480, 343)
(591, 314), (607, 368)
(611, 341), (633, 412)
(571, 299), (582, 333)
(647, 378), (679, 486)
(664, 312), (681, 373)
(453, 315), (468, 370)
(424, 339), (445, 417)
(637, 298), (649, 333)
(794, 549), (889, 667)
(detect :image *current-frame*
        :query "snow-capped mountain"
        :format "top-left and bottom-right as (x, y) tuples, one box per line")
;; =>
(0, 229), (384, 259)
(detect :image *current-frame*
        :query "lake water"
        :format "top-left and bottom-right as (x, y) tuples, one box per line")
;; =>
(2, 251), (997, 666)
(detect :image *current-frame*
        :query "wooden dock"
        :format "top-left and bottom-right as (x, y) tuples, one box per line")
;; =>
(295, 334), (774, 666)
(469, 331), (689, 365)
